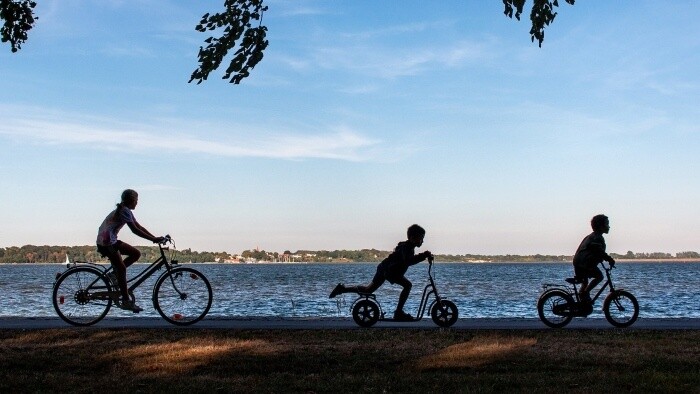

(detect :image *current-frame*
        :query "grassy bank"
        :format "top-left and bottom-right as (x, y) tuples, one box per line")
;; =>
(1, 329), (698, 393)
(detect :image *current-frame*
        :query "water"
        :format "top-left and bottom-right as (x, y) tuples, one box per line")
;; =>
(1, 262), (698, 319)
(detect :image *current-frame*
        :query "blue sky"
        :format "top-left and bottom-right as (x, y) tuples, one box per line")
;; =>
(1, 0), (699, 255)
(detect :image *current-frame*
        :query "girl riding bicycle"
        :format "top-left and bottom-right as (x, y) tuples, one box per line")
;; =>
(96, 189), (164, 312)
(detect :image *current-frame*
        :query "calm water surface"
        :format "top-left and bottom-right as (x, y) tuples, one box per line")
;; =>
(0, 262), (698, 319)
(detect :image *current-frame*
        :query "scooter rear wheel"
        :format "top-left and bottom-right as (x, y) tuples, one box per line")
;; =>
(537, 290), (574, 328)
(430, 300), (458, 327)
(352, 299), (380, 327)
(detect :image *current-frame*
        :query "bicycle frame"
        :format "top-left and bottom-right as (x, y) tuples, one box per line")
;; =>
(108, 242), (179, 295)
(60, 239), (179, 302)
(541, 262), (617, 305)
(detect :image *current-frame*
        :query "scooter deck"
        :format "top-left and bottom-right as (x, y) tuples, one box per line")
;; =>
(378, 318), (419, 322)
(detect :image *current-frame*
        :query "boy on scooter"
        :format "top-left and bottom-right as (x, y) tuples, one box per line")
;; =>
(329, 224), (433, 321)
(573, 214), (616, 303)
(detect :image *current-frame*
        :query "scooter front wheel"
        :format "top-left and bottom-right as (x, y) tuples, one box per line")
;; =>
(352, 299), (380, 327)
(430, 300), (458, 327)
(537, 290), (574, 328)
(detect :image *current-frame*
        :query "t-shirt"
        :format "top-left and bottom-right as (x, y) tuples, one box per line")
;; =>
(572, 232), (607, 268)
(96, 206), (135, 246)
(380, 241), (427, 279)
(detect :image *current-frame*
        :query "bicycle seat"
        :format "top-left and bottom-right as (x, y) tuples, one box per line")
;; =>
(357, 292), (377, 299)
(566, 277), (585, 284)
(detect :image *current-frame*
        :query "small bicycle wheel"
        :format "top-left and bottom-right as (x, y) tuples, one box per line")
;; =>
(430, 299), (459, 327)
(537, 290), (574, 328)
(352, 299), (380, 327)
(153, 267), (212, 325)
(603, 290), (639, 328)
(52, 267), (113, 326)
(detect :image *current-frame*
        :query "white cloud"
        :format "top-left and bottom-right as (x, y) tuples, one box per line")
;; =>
(310, 40), (490, 79)
(0, 106), (381, 162)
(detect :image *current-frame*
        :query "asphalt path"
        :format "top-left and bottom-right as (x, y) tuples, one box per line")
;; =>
(1, 317), (698, 330)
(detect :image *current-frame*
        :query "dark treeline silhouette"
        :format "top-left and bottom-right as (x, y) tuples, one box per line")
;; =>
(2, 245), (699, 264)
(0, 245), (229, 264)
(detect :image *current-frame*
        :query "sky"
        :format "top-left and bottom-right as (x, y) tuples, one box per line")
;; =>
(1, 0), (699, 256)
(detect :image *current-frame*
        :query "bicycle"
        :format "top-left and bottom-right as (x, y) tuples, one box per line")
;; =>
(537, 262), (639, 328)
(350, 257), (459, 328)
(52, 235), (212, 326)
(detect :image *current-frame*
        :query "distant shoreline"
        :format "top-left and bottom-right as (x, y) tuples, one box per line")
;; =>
(2, 258), (700, 265)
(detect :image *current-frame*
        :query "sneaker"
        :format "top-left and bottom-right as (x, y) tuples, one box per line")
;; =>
(393, 310), (413, 321)
(121, 300), (143, 313)
(329, 283), (345, 298)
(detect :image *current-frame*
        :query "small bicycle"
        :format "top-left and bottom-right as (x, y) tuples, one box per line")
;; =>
(537, 262), (639, 328)
(52, 235), (212, 326)
(350, 258), (459, 328)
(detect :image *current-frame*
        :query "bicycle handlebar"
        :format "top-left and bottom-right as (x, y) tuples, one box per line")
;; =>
(158, 234), (173, 245)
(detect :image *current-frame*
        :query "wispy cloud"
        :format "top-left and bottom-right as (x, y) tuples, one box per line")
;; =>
(269, 0), (329, 17)
(0, 106), (381, 162)
(311, 40), (489, 79)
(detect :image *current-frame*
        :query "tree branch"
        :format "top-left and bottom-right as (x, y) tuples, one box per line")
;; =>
(0, 0), (37, 53)
(503, 0), (575, 47)
(189, 0), (269, 85)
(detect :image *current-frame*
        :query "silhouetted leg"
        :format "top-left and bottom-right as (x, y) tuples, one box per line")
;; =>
(105, 249), (129, 300)
(394, 276), (412, 313)
(580, 278), (590, 298)
(117, 242), (141, 267)
(586, 267), (604, 296)
(346, 281), (380, 294)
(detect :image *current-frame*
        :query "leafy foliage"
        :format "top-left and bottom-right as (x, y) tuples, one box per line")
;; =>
(503, 0), (575, 47)
(189, 0), (268, 84)
(0, 0), (36, 53)
(1, 1), (577, 84)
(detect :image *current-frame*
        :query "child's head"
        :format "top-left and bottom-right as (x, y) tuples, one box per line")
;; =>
(407, 224), (426, 246)
(590, 214), (610, 234)
(120, 189), (139, 209)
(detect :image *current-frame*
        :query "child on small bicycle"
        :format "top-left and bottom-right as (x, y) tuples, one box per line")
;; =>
(329, 224), (433, 321)
(573, 214), (615, 302)
(96, 189), (164, 312)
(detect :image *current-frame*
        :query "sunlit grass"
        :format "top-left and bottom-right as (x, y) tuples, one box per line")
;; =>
(416, 336), (537, 370)
(106, 338), (283, 376)
(0, 329), (698, 392)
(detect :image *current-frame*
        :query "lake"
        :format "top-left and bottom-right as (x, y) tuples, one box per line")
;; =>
(1, 262), (698, 319)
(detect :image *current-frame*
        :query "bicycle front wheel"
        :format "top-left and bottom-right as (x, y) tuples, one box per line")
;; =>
(603, 290), (639, 328)
(153, 267), (212, 325)
(52, 267), (113, 326)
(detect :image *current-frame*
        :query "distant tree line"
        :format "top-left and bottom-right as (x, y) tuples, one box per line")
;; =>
(612, 251), (700, 260)
(0, 245), (230, 264)
(2, 245), (699, 264)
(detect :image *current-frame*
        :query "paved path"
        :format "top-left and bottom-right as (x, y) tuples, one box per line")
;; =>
(1, 317), (698, 330)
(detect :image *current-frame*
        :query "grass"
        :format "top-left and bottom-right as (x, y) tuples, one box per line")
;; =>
(0, 328), (698, 393)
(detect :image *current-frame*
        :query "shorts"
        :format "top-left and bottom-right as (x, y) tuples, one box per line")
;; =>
(97, 240), (123, 258)
(371, 263), (402, 286)
(371, 264), (387, 287)
(574, 264), (603, 281)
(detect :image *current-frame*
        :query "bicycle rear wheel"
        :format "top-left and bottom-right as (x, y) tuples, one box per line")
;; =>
(603, 290), (639, 328)
(153, 267), (212, 325)
(52, 267), (113, 326)
(537, 289), (574, 328)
